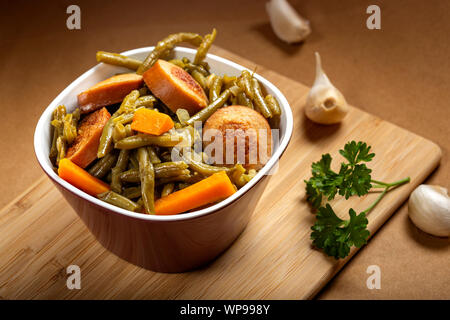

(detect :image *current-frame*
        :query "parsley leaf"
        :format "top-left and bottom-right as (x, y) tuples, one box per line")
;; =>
(304, 141), (374, 208)
(310, 204), (370, 259)
(339, 141), (375, 165)
(338, 163), (373, 199)
(311, 153), (333, 175)
(305, 154), (343, 207)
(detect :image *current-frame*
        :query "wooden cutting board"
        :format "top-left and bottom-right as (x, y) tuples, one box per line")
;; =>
(0, 47), (441, 299)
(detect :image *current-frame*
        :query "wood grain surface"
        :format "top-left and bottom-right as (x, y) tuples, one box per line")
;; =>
(0, 47), (441, 299)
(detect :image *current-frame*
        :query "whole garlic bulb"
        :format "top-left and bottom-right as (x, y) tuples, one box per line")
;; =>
(304, 52), (349, 125)
(266, 0), (311, 43)
(408, 185), (450, 237)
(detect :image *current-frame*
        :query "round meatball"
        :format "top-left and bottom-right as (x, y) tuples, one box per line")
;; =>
(203, 105), (272, 170)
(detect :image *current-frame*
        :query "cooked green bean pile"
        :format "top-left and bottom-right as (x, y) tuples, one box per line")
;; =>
(50, 105), (80, 165)
(50, 28), (282, 214)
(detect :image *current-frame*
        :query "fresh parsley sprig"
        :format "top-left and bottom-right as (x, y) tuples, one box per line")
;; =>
(305, 141), (410, 259)
(305, 141), (375, 208)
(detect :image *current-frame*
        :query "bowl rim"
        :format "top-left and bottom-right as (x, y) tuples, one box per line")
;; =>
(34, 46), (294, 222)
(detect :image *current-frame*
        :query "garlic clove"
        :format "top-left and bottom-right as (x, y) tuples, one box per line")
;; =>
(304, 52), (349, 125)
(266, 0), (311, 43)
(408, 184), (450, 237)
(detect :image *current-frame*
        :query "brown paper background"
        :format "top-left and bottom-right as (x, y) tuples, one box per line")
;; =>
(0, 0), (448, 299)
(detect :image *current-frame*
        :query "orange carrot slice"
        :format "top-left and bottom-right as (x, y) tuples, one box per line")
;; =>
(78, 73), (143, 113)
(66, 107), (111, 168)
(143, 59), (208, 115)
(155, 171), (236, 215)
(130, 108), (174, 136)
(58, 158), (110, 196)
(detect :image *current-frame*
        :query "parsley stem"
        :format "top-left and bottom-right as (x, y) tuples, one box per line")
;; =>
(363, 177), (410, 214)
(371, 177), (411, 188)
(362, 187), (389, 214)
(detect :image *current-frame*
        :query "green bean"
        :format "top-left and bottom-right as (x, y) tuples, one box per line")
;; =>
(115, 133), (182, 149)
(191, 70), (207, 90)
(137, 147), (155, 214)
(231, 164), (246, 188)
(136, 197), (144, 211)
(180, 125), (195, 148)
(182, 57), (191, 64)
(181, 152), (231, 176)
(184, 63), (209, 76)
(119, 169), (140, 183)
(188, 160), (230, 177)
(205, 74), (215, 89)
(147, 147), (161, 164)
(223, 75), (238, 90)
(251, 78), (272, 119)
(106, 171), (112, 183)
(243, 169), (257, 183)
(161, 183), (175, 197)
(96, 51), (142, 70)
(112, 122), (127, 143)
(49, 106), (66, 160)
(222, 74), (237, 86)
(88, 152), (118, 178)
(237, 91), (254, 109)
(156, 174), (192, 185)
(209, 75), (223, 102)
(113, 112), (135, 125)
(119, 113), (134, 126)
(122, 186), (142, 199)
(176, 108), (190, 126)
(135, 95), (157, 108)
(264, 94), (281, 116)
(98, 191), (139, 212)
(239, 70), (254, 99)
(63, 109), (79, 145)
(124, 124), (133, 137)
(198, 61), (210, 72)
(228, 85), (241, 97)
(111, 149), (130, 193)
(155, 161), (188, 174)
(49, 129), (59, 160)
(120, 162), (190, 182)
(186, 89), (232, 125)
(56, 105), (67, 120)
(116, 149), (130, 171)
(56, 136), (66, 165)
(97, 116), (116, 158)
(194, 28), (217, 64)
(129, 151), (139, 169)
(72, 107), (81, 121)
(156, 167), (190, 179)
(137, 33), (203, 74)
(116, 90), (140, 115)
(266, 94), (281, 129)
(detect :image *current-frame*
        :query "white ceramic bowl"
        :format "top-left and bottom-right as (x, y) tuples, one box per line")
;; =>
(34, 47), (293, 272)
